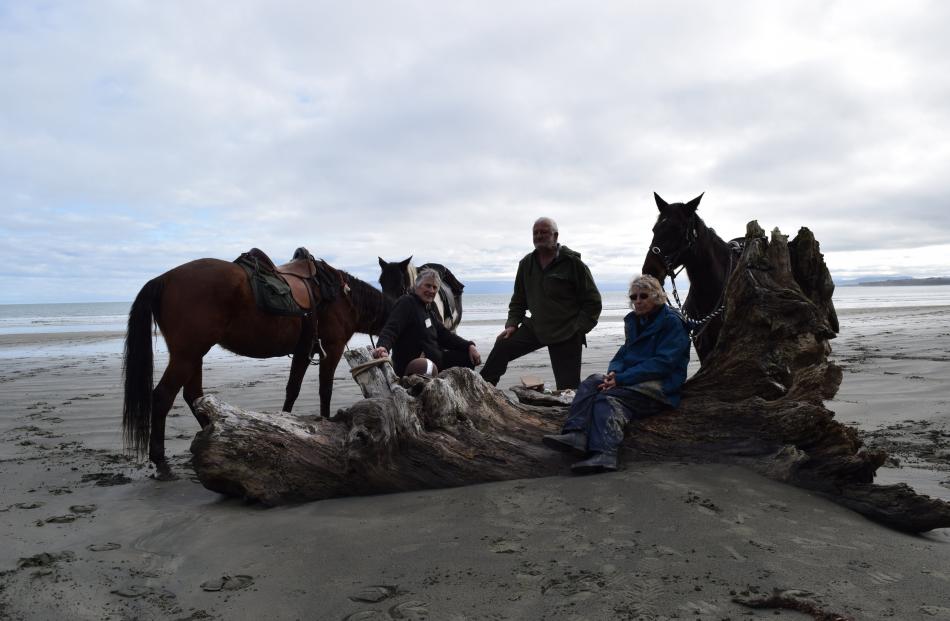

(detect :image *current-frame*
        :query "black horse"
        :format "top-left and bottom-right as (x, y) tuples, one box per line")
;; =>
(641, 192), (739, 364)
(377, 256), (464, 332)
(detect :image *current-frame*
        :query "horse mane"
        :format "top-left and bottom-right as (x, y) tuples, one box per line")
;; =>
(341, 269), (395, 333)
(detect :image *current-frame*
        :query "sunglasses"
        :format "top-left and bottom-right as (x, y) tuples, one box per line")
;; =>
(629, 293), (651, 301)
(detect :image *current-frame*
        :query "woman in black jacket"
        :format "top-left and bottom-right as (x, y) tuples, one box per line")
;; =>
(372, 269), (481, 376)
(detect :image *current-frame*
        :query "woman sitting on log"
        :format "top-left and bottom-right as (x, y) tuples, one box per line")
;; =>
(543, 274), (690, 473)
(372, 268), (482, 376)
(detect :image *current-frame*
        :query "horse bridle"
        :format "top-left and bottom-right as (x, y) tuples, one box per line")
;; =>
(649, 212), (698, 277)
(649, 214), (737, 337)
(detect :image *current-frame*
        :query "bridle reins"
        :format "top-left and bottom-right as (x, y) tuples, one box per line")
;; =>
(650, 215), (736, 337)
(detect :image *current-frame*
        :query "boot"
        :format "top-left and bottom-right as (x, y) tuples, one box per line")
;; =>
(570, 451), (618, 474)
(542, 431), (588, 457)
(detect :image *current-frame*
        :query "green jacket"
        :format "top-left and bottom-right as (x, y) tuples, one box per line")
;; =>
(506, 245), (602, 344)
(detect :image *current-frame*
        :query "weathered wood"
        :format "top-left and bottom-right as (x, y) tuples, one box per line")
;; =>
(345, 347), (399, 399)
(190, 349), (565, 504)
(188, 223), (950, 532)
(189, 398), (347, 505)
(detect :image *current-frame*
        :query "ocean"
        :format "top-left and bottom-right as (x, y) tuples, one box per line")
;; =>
(1, 286), (949, 360)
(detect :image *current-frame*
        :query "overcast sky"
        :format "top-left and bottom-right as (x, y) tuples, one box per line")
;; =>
(2, 1), (949, 303)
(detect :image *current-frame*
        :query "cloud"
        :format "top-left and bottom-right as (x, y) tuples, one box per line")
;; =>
(1, 1), (949, 302)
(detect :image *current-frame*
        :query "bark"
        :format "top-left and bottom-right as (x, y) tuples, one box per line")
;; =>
(190, 349), (566, 504)
(188, 223), (950, 532)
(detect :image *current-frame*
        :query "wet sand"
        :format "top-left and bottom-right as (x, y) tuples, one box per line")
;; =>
(1, 306), (949, 619)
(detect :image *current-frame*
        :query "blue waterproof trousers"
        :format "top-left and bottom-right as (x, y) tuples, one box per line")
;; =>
(562, 374), (669, 456)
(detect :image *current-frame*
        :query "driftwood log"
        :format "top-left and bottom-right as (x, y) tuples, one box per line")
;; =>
(189, 222), (950, 532)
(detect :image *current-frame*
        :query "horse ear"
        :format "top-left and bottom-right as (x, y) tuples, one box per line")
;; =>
(685, 192), (704, 212)
(378, 257), (387, 268)
(654, 192), (669, 211)
(400, 256), (412, 268)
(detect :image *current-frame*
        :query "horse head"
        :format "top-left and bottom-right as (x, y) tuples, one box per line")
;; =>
(378, 256), (414, 297)
(642, 192), (704, 281)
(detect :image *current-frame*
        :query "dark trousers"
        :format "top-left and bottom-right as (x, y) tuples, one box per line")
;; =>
(439, 349), (476, 371)
(480, 323), (583, 389)
(562, 374), (668, 455)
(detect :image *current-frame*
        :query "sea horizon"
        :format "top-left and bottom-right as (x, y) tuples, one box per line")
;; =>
(2, 285), (950, 340)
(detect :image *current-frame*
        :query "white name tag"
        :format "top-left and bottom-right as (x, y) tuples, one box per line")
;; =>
(425, 318), (432, 328)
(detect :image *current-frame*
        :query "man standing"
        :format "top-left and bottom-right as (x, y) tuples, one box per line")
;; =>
(480, 217), (602, 390)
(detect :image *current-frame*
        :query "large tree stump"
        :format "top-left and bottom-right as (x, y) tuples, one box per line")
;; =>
(189, 222), (950, 532)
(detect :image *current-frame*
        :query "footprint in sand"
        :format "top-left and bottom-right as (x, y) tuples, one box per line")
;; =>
(14, 501), (45, 510)
(18, 551), (75, 568)
(343, 612), (388, 621)
(200, 574), (255, 592)
(349, 585), (399, 603)
(69, 504), (97, 514)
(111, 585), (153, 599)
(389, 600), (429, 620)
(488, 538), (524, 554)
(81, 472), (132, 486)
(920, 605), (950, 616)
(866, 570), (902, 585)
(88, 542), (121, 552)
(45, 514), (78, 524)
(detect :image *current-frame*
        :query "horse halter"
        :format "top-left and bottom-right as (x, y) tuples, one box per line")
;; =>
(650, 212), (698, 274)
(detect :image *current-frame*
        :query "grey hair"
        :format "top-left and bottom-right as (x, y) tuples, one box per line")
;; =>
(534, 217), (558, 233)
(414, 268), (442, 288)
(628, 274), (667, 308)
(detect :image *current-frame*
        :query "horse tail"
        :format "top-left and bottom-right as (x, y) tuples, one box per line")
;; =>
(122, 276), (164, 459)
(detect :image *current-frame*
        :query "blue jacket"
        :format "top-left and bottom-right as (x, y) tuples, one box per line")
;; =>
(607, 304), (690, 407)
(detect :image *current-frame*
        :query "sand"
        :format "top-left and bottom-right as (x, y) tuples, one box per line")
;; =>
(1, 306), (949, 620)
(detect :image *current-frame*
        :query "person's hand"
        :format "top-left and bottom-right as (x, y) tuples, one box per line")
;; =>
(598, 371), (616, 391)
(371, 346), (389, 359)
(497, 326), (516, 340)
(468, 344), (481, 366)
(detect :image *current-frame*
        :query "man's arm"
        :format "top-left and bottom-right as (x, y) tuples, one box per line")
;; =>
(435, 319), (472, 351)
(505, 259), (528, 329)
(572, 260), (602, 335)
(374, 297), (411, 355)
(435, 321), (481, 364)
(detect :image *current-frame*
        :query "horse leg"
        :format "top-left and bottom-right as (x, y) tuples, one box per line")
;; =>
(318, 340), (345, 418)
(149, 356), (199, 480)
(182, 366), (210, 428)
(282, 339), (313, 413)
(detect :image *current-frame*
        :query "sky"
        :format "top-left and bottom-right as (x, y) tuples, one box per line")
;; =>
(2, 1), (949, 303)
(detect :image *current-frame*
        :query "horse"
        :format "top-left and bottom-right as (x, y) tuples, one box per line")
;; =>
(122, 252), (392, 478)
(377, 256), (464, 332)
(641, 192), (739, 364)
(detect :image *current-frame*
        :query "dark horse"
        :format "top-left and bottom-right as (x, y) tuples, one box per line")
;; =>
(123, 254), (391, 477)
(377, 256), (464, 331)
(641, 192), (738, 364)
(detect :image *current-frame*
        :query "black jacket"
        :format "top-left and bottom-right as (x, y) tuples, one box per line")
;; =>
(377, 293), (473, 375)
(506, 244), (602, 344)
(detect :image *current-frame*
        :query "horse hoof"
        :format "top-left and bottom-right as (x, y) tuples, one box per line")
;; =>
(152, 465), (178, 481)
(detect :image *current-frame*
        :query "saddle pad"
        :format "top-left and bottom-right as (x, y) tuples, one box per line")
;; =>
(234, 252), (306, 317)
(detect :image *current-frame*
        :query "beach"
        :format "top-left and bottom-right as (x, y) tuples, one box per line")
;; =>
(1, 293), (950, 620)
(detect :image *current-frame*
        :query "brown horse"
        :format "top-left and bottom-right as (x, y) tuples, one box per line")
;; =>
(122, 255), (392, 478)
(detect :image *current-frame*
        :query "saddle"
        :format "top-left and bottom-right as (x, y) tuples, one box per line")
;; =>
(235, 247), (319, 315)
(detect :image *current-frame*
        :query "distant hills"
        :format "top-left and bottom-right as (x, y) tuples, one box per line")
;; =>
(843, 277), (950, 287)
(465, 277), (950, 293)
